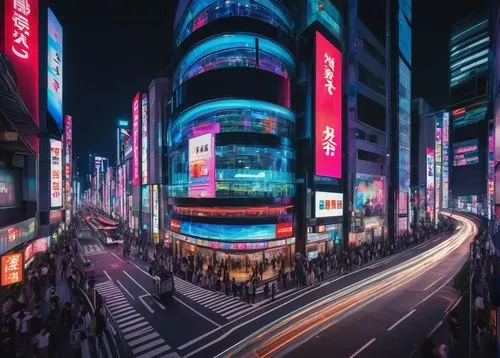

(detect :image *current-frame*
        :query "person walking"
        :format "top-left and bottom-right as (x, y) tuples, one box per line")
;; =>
(33, 327), (50, 358)
(271, 282), (276, 302)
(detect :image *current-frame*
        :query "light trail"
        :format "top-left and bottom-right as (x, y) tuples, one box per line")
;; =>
(217, 212), (477, 358)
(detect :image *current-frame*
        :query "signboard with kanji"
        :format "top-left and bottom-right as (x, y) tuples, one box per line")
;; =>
(1, 252), (23, 286)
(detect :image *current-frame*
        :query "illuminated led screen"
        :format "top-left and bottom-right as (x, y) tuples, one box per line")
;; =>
(315, 31), (342, 178)
(47, 8), (63, 128)
(50, 139), (62, 207)
(453, 139), (479, 166)
(354, 174), (385, 216)
(179, 221), (292, 241)
(132, 93), (140, 185)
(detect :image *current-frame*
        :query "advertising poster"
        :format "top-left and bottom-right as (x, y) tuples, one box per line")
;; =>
(141, 94), (148, 184)
(132, 93), (140, 186)
(50, 139), (62, 207)
(426, 147), (435, 221)
(180, 222), (277, 241)
(354, 174), (385, 217)
(315, 192), (343, 218)
(152, 184), (159, 243)
(452, 140), (479, 166)
(4, 0), (39, 125)
(435, 120), (442, 216)
(64, 115), (72, 213)
(442, 112), (449, 208)
(188, 133), (215, 197)
(1, 252), (23, 286)
(315, 31), (342, 178)
(47, 8), (63, 128)
(275, 223), (293, 239)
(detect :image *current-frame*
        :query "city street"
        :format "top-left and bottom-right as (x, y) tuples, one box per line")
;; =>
(77, 211), (477, 358)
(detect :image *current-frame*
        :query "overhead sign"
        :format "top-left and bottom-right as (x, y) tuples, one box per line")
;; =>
(4, 0), (39, 125)
(315, 192), (343, 218)
(315, 31), (342, 178)
(1, 252), (23, 286)
(47, 8), (63, 128)
(50, 139), (62, 207)
(132, 93), (140, 186)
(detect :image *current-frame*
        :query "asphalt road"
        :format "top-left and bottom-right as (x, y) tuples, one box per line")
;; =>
(77, 210), (476, 358)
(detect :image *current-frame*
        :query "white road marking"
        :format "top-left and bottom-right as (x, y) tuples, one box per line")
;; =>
(139, 294), (155, 314)
(132, 338), (166, 354)
(387, 309), (416, 331)
(111, 252), (123, 262)
(423, 276), (443, 291)
(128, 332), (160, 347)
(103, 270), (112, 281)
(136, 344), (171, 358)
(427, 320), (443, 338)
(123, 271), (150, 295)
(121, 321), (149, 333)
(124, 326), (154, 340)
(173, 296), (221, 327)
(349, 338), (376, 358)
(117, 280), (136, 301)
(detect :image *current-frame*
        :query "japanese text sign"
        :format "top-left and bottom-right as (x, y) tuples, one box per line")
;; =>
(4, 0), (39, 124)
(50, 139), (62, 207)
(47, 8), (63, 128)
(132, 93), (140, 186)
(1, 252), (23, 286)
(315, 31), (342, 178)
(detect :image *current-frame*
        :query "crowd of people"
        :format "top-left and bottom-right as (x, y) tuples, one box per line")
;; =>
(0, 219), (102, 358)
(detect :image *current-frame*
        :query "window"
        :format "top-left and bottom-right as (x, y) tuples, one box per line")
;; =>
(368, 134), (378, 144)
(358, 0), (386, 46)
(357, 149), (384, 163)
(357, 93), (386, 132)
(174, 33), (295, 89)
(362, 39), (385, 66)
(0, 169), (19, 208)
(358, 64), (385, 96)
(175, 0), (293, 47)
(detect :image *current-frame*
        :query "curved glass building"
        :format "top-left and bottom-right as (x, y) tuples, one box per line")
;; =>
(168, 0), (296, 280)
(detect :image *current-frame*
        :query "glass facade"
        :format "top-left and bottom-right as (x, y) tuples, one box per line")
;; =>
(174, 33), (295, 89)
(174, 0), (293, 46)
(170, 99), (295, 145)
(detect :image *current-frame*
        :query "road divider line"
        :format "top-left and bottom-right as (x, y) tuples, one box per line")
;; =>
(424, 276), (443, 291)
(133, 264), (154, 278)
(427, 320), (443, 338)
(153, 298), (166, 310)
(111, 252), (123, 262)
(116, 280), (136, 301)
(103, 270), (112, 281)
(138, 294), (155, 314)
(173, 296), (221, 327)
(123, 271), (150, 295)
(387, 309), (416, 331)
(349, 338), (376, 358)
(445, 295), (462, 315)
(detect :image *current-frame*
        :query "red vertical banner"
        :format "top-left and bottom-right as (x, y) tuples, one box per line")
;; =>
(132, 93), (140, 186)
(1, 252), (23, 286)
(315, 31), (342, 179)
(4, 0), (39, 124)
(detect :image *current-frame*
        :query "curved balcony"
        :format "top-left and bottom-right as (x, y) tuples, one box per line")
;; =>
(175, 0), (293, 47)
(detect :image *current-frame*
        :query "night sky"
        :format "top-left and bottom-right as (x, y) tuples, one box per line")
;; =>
(50, 0), (488, 175)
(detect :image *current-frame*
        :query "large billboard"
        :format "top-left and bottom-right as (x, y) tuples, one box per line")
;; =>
(4, 0), (39, 124)
(315, 31), (342, 179)
(426, 147), (435, 221)
(141, 94), (148, 184)
(132, 93), (140, 186)
(152, 184), (159, 243)
(315, 192), (343, 218)
(452, 139), (479, 166)
(435, 118), (442, 216)
(50, 139), (62, 207)
(188, 133), (215, 197)
(64, 115), (72, 213)
(354, 174), (385, 217)
(47, 8), (63, 128)
(442, 112), (449, 208)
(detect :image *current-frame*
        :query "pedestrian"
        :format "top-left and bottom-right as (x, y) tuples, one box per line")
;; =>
(271, 282), (276, 302)
(95, 307), (105, 349)
(33, 326), (50, 358)
(264, 282), (269, 298)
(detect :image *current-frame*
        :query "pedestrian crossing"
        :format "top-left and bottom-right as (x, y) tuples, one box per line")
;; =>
(82, 244), (106, 256)
(95, 281), (177, 358)
(174, 278), (255, 320)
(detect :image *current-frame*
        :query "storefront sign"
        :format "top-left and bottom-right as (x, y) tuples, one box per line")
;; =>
(152, 185), (159, 242)
(1, 252), (23, 286)
(275, 223), (293, 239)
(50, 139), (62, 207)
(315, 192), (343, 218)
(132, 93), (140, 186)
(188, 133), (215, 198)
(307, 232), (331, 243)
(50, 209), (62, 225)
(170, 219), (181, 233)
(0, 218), (36, 256)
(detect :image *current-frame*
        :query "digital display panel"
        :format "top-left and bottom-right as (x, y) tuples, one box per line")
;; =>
(453, 139), (479, 166)
(4, 0), (39, 125)
(47, 8), (63, 128)
(442, 112), (449, 208)
(132, 93), (140, 186)
(64, 115), (72, 213)
(152, 185), (159, 243)
(50, 139), (62, 207)
(121, 129), (132, 160)
(315, 192), (343, 218)
(315, 31), (342, 178)
(354, 174), (385, 216)
(435, 119), (442, 216)
(180, 222), (281, 241)
(426, 147), (435, 221)
(141, 94), (148, 184)
(0, 218), (36, 256)
(188, 133), (215, 197)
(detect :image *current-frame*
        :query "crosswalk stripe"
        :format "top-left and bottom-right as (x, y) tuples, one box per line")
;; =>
(109, 303), (131, 311)
(102, 291), (123, 298)
(135, 344), (171, 358)
(185, 290), (214, 300)
(119, 317), (145, 328)
(132, 338), (165, 354)
(121, 321), (149, 333)
(225, 305), (255, 319)
(214, 300), (248, 314)
(107, 299), (129, 308)
(127, 332), (160, 347)
(124, 326), (154, 340)
(116, 313), (141, 324)
(206, 296), (238, 309)
(113, 308), (135, 317)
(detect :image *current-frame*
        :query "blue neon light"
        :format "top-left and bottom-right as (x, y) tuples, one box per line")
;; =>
(180, 221), (276, 241)
(174, 33), (295, 88)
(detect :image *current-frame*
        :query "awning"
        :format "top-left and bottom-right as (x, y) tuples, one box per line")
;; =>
(0, 54), (38, 155)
